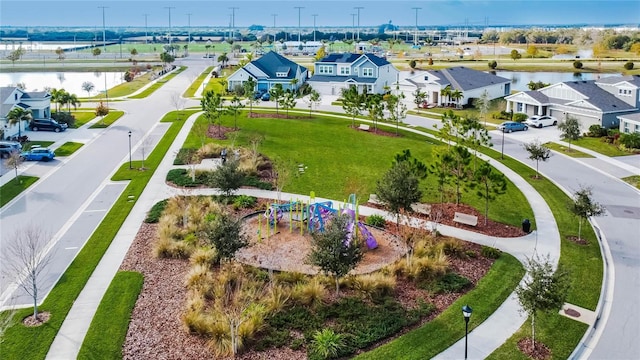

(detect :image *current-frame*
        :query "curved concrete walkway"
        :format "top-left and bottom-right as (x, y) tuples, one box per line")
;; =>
(45, 109), (562, 359)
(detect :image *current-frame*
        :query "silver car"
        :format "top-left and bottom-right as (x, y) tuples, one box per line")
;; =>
(525, 115), (558, 128)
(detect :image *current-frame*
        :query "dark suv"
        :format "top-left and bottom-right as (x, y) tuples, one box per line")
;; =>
(0, 141), (22, 158)
(29, 119), (68, 132)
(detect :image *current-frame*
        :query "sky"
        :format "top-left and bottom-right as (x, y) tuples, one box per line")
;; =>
(1, 0), (639, 28)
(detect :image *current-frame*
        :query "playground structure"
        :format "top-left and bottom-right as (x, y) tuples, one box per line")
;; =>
(259, 193), (378, 250)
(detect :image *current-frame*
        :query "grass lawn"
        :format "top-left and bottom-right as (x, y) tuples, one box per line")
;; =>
(183, 66), (213, 97)
(0, 110), (194, 360)
(357, 254), (524, 359)
(545, 142), (594, 158)
(77, 271), (143, 360)
(54, 142), (84, 157)
(0, 175), (39, 207)
(128, 66), (187, 99)
(92, 66), (162, 99)
(622, 175), (640, 189)
(183, 111), (534, 227)
(89, 111), (125, 129)
(71, 112), (97, 128)
(22, 141), (54, 150)
(572, 137), (637, 157)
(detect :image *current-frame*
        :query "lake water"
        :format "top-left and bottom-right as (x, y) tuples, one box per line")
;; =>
(0, 71), (125, 96)
(491, 71), (622, 91)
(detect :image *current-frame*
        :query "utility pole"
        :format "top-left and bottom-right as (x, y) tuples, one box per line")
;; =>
(186, 13), (192, 43)
(294, 6), (304, 43)
(354, 6), (364, 42)
(412, 7), (421, 46)
(312, 14), (318, 42)
(271, 14), (277, 43)
(143, 14), (149, 44)
(98, 6), (108, 52)
(164, 6), (175, 47)
(229, 7), (238, 40)
(351, 14), (356, 41)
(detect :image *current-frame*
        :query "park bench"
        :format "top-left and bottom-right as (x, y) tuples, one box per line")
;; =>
(358, 124), (370, 131)
(453, 212), (478, 227)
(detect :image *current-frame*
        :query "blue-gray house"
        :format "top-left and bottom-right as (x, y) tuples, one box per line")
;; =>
(226, 51), (308, 93)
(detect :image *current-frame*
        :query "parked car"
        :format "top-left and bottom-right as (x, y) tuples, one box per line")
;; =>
(29, 119), (68, 132)
(525, 115), (558, 128)
(498, 121), (529, 133)
(253, 90), (266, 100)
(261, 92), (271, 101)
(21, 147), (56, 161)
(0, 141), (22, 159)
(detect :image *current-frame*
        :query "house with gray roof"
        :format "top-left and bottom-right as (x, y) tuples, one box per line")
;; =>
(395, 67), (511, 107)
(226, 51), (308, 93)
(1, 86), (52, 139)
(307, 53), (399, 95)
(505, 75), (640, 130)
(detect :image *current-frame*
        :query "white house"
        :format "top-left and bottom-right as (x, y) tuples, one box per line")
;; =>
(395, 67), (511, 107)
(1, 86), (52, 139)
(617, 112), (640, 134)
(506, 75), (640, 130)
(226, 51), (308, 93)
(307, 53), (399, 96)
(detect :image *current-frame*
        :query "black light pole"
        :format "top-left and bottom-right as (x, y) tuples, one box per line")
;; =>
(462, 305), (473, 359)
(501, 128), (505, 159)
(128, 130), (132, 169)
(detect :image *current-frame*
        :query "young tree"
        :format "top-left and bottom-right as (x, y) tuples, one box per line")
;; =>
(340, 85), (363, 128)
(281, 90), (297, 119)
(526, 45), (539, 58)
(448, 145), (473, 204)
(365, 94), (384, 132)
(269, 84), (285, 115)
(6, 48), (24, 66)
(385, 92), (407, 135)
(227, 95), (245, 129)
(4, 150), (24, 183)
(306, 89), (322, 118)
(201, 90), (226, 136)
(429, 148), (454, 204)
(523, 140), (552, 179)
(95, 101), (109, 125)
(205, 211), (249, 263)
(461, 117), (492, 171)
(516, 255), (570, 350)
(435, 110), (461, 148)
(571, 186), (605, 242)
(170, 92), (187, 121)
(510, 49), (522, 60)
(412, 88), (427, 112)
(81, 81), (95, 97)
(474, 161), (507, 225)
(6, 107), (33, 138)
(243, 77), (258, 116)
(558, 115), (581, 149)
(207, 159), (244, 198)
(92, 48), (102, 57)
(473, 90), (490, 126)
(376, 161), (422, 226)
(55, 47), (66, 61)
(306, 214), (363, 295)
(3, 226), (54, 320)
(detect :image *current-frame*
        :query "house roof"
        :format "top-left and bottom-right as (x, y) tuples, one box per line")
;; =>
(318, 53), (390, 67)
(424, 67), (510, 91)
(563, 80), (636, 112)
(250, 51), (306, 80)
(308, 75), (377, 84)
(596, 74), (640, 87)
(617, 112), (640, 122)
(524, 91), (550, 103)
(0, 87), (18, 102)
(21, 91), (50, 99)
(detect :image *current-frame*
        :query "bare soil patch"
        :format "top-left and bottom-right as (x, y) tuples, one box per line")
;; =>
(517, 337), (552, 360)
(22, 311), (51, 327)
(566, 235), (588, 245)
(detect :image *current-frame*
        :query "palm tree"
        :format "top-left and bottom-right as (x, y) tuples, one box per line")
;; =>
(50, 88), (62, 112)
(66, 93), (80, 113)
(7, 107), (33, 138)
(217, 52), (229, 68)
(289, 78), (299, 93)
(440, 86), (452, 107)
(450, 89), (463, 108)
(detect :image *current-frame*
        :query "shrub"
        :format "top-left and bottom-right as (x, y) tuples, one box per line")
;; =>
(410, 251), (449, 280)
(145, 199), (168, 223)
(184, 264), (215, 295)
(587, 124), (608, 138)
(624, 61), (634, 70)
(573, 60), (583, 69)
(52, 111), (76, 127)
(196, 143), (224, 159)
(488, 60), (497, 69)
(441, 238), (466, 258)
(353, 273), (396, 300)
(619, 132), (640, 149)
(264, 284), (291, 313)
(513, 112), (528, 122)
(365, 214), (386, 228)
(174, 148), (197, 165)
(481, 245), (502, 259)
(291, 278), (327, 306)
(409, 59), (417, 69)
(166, 168), (203, 187)
(189, 247), (218, 267)
(124, 70), (134, 82)
(427, 272), (471, 294)
(275, 271), (307, 285)
(309, 328), (344, 360)
(233, 194), (257, 209)
(243, 175), (273, 190)
(428, 57), (434, 66)
(153, 236), (193, 258)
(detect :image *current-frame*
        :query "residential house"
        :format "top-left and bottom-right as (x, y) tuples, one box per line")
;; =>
(1, 86), (52, 139)
(395, 67), (511, 107)
(226, 51), (308, 93)
(618, 113), (640, 134)
(307, 53), (399, 95)
(505, 75), (640, 130)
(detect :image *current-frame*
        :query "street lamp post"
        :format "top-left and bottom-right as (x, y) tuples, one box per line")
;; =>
(164, 6), (175, 47)
(462, 305), (473, 360)
(98, 6), (108, 53)
(294, 6), (304, 43)
(354, 6), (364, 42)
(128, 130), (132, 169)
(312, 14), (318, 42)
(501, 127), (505, 159)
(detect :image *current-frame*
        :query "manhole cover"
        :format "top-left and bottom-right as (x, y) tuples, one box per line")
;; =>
(564, 308), (581, 317)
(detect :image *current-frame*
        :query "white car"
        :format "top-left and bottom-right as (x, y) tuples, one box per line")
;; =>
(525, 115), (558, 128)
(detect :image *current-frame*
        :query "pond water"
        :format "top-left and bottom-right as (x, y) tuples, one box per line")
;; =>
(0, 71), (126, 96)
(491, 71), (622, 91)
